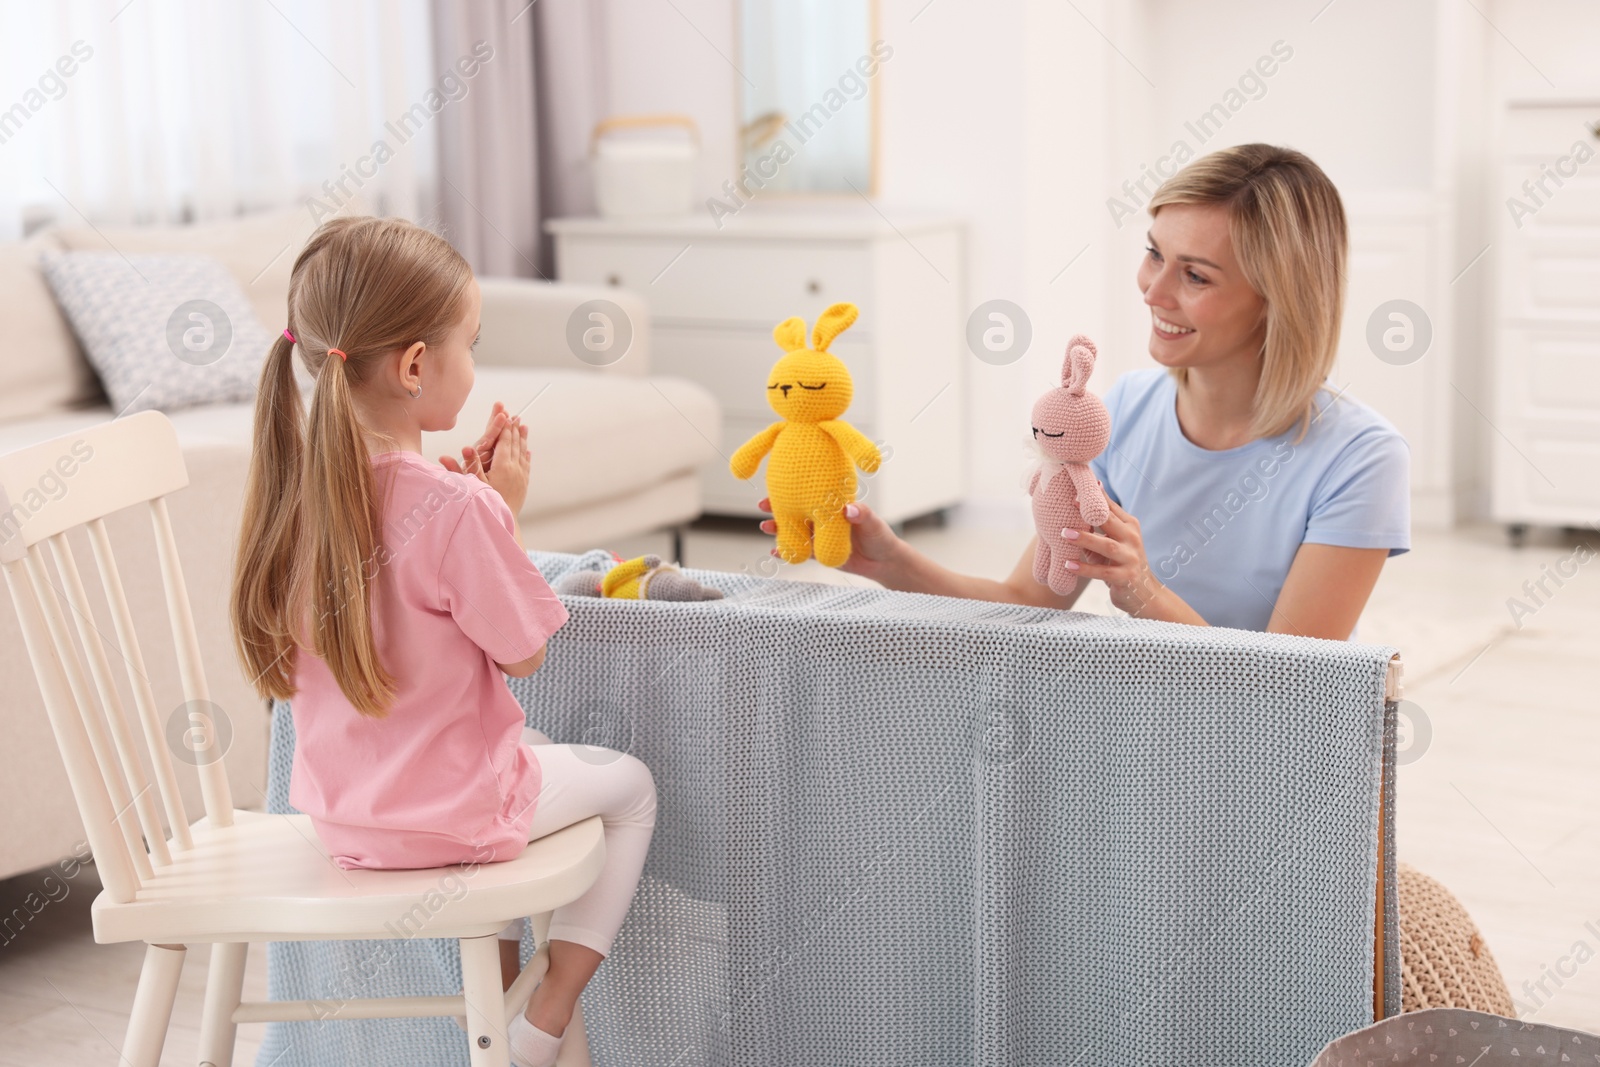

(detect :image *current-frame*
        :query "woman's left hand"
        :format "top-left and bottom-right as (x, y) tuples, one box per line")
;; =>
(1064, 496), (1165, 617)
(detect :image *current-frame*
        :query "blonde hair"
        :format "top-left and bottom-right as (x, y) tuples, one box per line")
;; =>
(1147, 143), (1347, 442)
(230, 216), (473, 717)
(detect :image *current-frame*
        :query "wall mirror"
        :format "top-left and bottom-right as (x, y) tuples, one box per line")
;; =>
(738, 0), (880, 195)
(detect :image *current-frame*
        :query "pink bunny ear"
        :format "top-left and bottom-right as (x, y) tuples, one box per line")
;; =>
(1061, 333), (1098, 394)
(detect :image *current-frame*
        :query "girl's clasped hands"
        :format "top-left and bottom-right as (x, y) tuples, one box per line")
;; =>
(440, 400), (532, 515)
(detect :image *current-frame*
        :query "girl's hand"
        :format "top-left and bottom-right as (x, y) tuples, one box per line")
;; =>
(1065, 496), (1165, 617)
(756, 497), (906, 582)
(440, 402), (521, 475)
(483, 417), (531, 516)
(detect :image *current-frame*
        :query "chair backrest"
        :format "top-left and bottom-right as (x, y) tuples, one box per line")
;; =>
(0, 410), (234, 905)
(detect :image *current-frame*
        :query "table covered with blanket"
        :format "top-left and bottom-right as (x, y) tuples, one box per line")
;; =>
(259, 548), (1399, 1067)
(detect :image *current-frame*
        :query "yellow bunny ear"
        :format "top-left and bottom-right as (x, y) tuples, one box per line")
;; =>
(811, 302), (859, 351)
(773, 317), (808, 352)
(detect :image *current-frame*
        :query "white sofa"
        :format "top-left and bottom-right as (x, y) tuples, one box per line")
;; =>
(0, 208), (720, 881)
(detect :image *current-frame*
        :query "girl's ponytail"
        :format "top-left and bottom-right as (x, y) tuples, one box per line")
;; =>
(231, 327), (307, 702)
(230, 216), (472, 718)
(298, 336), (396, 717)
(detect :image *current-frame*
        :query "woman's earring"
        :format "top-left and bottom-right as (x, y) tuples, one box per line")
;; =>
(409, 384), (422, 399)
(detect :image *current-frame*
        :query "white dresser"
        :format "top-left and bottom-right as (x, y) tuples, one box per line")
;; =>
(1492, 95), (1600, 538)
(547, 213), (966, 521)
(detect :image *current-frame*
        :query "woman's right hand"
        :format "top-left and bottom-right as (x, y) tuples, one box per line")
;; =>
(757, 498), (906, 583)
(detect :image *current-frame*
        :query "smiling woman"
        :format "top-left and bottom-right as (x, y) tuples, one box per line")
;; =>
(757, 143), (1410, 642)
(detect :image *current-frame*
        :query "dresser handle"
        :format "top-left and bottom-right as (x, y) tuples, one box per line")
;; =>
(607, 273), (621, 287)
(806, 279), (822, 295)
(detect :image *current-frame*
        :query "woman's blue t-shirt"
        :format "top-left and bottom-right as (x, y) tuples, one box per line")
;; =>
(1086, 368), (1411, 632)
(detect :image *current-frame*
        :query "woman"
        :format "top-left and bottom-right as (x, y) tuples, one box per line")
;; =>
(761, 144), (1410, 640)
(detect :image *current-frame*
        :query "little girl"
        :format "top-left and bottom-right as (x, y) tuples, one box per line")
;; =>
(230, 215), (656, 1067)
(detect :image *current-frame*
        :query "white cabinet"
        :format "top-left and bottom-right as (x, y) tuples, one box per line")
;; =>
(547, 214), (966, 520)
(1492, 96), (1600, 533)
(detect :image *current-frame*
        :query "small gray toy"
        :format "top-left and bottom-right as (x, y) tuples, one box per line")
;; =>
(552, 553), (723, 602)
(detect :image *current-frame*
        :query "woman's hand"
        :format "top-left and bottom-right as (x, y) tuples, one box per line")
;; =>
(756, 498), (906, 583)
(1065, 496), (1166, 617)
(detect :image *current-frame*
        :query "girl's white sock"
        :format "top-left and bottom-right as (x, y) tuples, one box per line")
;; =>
(507, 1011), (564, 1067)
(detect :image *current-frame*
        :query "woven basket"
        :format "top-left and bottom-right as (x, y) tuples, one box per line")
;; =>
(1398, 862), (1514, 1015)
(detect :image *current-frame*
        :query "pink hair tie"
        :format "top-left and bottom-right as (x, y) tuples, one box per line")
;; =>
(282, 329), (295, 343)
(329, 348), (348, 362)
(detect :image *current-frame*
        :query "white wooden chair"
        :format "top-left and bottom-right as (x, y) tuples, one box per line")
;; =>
(0, 411), (605, 1067)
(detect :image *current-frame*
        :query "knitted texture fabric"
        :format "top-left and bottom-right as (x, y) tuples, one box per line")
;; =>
(1030, 333), (1112, 594)
(258, 550), (1400, 1067)
(730, 302), (881, 567)
(1397, 863), (1515, 1014)
(1308, 1009), (1600, 1065)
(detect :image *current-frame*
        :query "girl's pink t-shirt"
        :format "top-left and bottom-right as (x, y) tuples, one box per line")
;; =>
(288, 450), (569, 870)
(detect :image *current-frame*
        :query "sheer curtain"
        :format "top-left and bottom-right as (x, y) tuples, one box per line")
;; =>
(532, 0), (611, 222)
(429, 0), (540, 277)
(0, 0), (437, 239)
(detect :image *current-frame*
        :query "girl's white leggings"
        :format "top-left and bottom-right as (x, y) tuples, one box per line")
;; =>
(498, 728), (657, 958)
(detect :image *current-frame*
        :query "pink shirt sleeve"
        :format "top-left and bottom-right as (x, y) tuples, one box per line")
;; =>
(437, 488), (569, 665)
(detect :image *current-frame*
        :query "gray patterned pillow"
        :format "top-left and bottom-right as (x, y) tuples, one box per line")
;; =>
(40, 251), (274, 415)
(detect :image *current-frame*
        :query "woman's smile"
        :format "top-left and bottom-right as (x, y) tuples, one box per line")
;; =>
(1152, 313), (1195, 338)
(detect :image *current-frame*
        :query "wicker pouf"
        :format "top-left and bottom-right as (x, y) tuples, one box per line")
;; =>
(1398, 862), (1514, 1015)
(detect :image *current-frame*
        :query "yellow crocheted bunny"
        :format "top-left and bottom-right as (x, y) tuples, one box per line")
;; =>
(730, 302), (881, 567)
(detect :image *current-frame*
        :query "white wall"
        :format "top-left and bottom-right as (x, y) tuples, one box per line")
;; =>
(590, 0), (1597, 527)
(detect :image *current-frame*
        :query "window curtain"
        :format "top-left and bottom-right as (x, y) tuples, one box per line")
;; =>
(0, 0), (437, 239)
(0, 0), (607, 277)
(428, 0), (541, 278)
(530, 0), (611, 277)
(430, 0), (614, 280)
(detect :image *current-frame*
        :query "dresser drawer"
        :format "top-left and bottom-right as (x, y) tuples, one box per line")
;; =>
(1520, 435), (1600, 513)
(1500, 326), (1600, 418)
(1501, 225), (1600, 323)
(656, 325), (877, 423)
(555, 236), (873, 329)
(1499, 165), (1600, 227)
(1503, 104), (1600, 160)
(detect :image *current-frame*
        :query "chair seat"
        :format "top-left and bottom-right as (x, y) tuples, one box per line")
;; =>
(91, 810), (606, 945)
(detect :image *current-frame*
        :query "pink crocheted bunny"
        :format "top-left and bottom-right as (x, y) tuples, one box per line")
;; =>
(1028, 334), (1111, 594)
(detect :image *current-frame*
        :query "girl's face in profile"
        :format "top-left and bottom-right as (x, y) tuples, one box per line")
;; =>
(1137, 203), (1267, 374)
(413, 277), (481, 433)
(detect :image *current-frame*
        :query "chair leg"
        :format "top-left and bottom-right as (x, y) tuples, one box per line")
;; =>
(197, 942), (249, 1067)
(556, 998), (592, 1067)
(123, 943), (186, 1067)
(462, 934), (511, 1067)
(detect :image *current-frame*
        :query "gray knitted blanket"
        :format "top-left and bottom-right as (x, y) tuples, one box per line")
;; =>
(259, 549), (1398, 1067)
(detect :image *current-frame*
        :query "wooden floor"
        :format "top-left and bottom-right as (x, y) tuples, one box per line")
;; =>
(1, 518), (1595, 1064)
